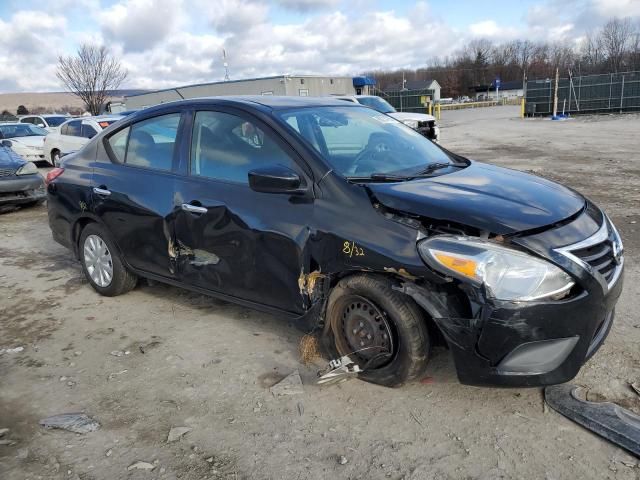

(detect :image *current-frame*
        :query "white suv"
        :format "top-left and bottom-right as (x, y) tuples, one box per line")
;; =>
(19, 114), (70, 133)
(334, 95), (440, 142)
(44, 115), (123, 166)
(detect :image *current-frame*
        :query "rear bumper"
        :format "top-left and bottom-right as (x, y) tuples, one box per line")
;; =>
(0, 175), (46, 205)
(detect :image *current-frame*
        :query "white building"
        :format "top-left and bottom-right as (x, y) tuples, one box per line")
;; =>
(125, 75), (356, 109)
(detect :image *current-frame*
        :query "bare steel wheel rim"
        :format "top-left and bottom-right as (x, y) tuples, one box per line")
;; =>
(333, 295), (397, 369)
(83, 234), (113, 288)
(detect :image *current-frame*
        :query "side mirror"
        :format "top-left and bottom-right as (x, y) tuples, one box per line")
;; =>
(37, 123), (45, 128)
(248, 166), (304, 194)
(1, 140), (12, 148)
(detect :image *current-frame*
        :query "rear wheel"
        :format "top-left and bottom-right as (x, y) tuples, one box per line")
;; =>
(79, 223), (137, 296)
(324, 274), (430, 387)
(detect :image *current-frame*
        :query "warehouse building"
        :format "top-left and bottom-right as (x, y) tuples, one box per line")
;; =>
(125, 75), (356, 109)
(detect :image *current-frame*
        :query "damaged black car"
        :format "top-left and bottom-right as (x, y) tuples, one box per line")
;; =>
(46, 96), (624, 388)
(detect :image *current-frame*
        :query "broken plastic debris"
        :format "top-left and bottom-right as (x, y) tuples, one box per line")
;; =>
(39, 413), (100, 434)
(0, 428), (8, 437)
(167, 426), (191, 442)
(317, 355), (361, 385)
(110, 351), (124, 357)
(269, 370), (304, 396)
(127, 461), (155, 471)
(0, 346), (24, 354)
(630, 382), (640, 397)
(545, 384), (640, 457)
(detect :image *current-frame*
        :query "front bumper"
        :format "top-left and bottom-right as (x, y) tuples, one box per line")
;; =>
(0, 174), (46, 205)
(447, 270), (622, 387)
(413, 208), (624, 387)
(417, 125), (440, 142)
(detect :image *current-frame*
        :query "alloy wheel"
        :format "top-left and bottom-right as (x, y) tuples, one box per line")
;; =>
(83, 234), (114, 287)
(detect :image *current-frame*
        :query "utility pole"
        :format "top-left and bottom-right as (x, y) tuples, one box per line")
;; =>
(223, 49), (230, 82)
(552, 67), (559, 117)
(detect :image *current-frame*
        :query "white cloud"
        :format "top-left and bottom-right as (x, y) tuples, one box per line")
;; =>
(1, 0), (639, 93)
(276, 0), (340, 12)
(0, 11), (67, 92)
(99, 0), (186, 52)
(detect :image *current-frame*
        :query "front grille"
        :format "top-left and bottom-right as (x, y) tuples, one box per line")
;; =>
(556, 216), (623, 292)
(570, 239), (617, 283)
(0, 167), (15, 177)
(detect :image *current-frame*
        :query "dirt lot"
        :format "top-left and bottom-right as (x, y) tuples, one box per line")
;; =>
(1, 106), (639, 479)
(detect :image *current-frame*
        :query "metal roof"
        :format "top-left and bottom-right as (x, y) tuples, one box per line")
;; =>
(125, 75), (353, 99)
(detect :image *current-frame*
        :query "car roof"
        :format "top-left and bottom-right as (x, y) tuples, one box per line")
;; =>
(140, 96), (361, 114)
(40, 114), (70, 117)
(62, 115), (123, 124)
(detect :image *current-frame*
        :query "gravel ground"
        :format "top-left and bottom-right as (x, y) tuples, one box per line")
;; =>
(1, 106), (639, 479)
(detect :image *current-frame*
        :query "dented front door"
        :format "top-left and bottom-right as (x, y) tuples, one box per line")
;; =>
(172, 176), (313, 313)
(172, 108), (314, 313)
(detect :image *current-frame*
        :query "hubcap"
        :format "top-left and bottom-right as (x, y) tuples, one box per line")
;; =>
(335, 295), (396, 368)
(83, 234), (113, 288)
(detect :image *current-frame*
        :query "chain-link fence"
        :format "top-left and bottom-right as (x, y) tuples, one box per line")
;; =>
(525, 71), (640, 116)
(374, 88), (435, 113)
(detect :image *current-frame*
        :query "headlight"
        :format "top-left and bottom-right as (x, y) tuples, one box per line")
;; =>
(16, 162), (38, 175)
(418, 235), (575, 301)
(402, 120), (419, 129)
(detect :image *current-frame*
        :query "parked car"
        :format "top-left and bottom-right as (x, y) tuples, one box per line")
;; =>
(44, 115), (123, 166)
(0, 144), (46, 209)
(335, 95), (440, 141)
(0, 123), (48, 163)
(19, 114), (70, 133)
(47, 96), (623, 388)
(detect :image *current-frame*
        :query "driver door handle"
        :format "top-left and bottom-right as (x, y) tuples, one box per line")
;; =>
(182, 203), (208, 214)
(93, 187), (111, 196)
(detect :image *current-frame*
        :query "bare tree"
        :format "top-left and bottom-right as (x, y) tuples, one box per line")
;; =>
(56, 44), (128, 115)
(600, 18), (633, 72)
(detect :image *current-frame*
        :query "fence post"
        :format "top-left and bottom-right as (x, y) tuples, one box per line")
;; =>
(620, 75), (625, 114)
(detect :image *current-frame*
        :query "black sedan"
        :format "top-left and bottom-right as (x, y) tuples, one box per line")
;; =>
(46, 96), (623, 388)
(0, 145), (46, 210)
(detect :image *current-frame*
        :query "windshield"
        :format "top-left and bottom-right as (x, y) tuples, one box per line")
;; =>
(45, 116), (68, 127)
(278, 106), (454, 178)
(356, 96), (396, 114)
(0, 124), (47, 138)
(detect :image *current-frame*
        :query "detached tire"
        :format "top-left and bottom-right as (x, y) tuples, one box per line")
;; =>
(324, 274), (430, 387)
(79, 223), (137, 297)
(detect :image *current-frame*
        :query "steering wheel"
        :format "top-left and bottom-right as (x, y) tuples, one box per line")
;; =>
(352, 133), (398, 175)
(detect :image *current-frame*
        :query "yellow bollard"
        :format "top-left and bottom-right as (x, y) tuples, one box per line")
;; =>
(436, 103), (441, 120)
(521, 98), (525, 118)
(428, 103), (432, 116)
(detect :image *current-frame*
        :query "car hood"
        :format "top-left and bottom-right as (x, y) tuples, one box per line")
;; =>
(9, 136), (45, 149)
(389, 112), (436, 123)
(367, 161), (585, 235)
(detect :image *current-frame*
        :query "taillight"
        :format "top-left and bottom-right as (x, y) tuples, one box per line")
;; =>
(45, 167), (65, 186)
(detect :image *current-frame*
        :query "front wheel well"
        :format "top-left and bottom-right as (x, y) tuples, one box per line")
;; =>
(325, 271), (450, 347)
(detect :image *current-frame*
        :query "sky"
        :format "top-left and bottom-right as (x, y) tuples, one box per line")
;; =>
(0, 0), (639, 93)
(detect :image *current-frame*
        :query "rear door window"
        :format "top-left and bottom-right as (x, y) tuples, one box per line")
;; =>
(105, 113), (180, 171)
(106, 127), (129, 163)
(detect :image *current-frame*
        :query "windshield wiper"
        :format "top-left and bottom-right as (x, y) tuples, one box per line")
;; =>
(413, 162), (461, 176)
(347, 172), (412, 182)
